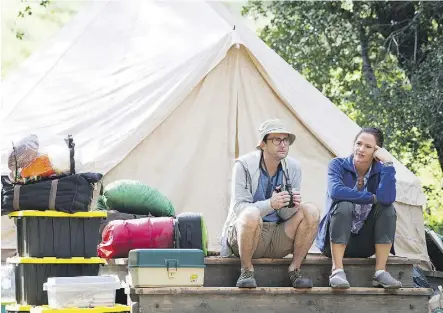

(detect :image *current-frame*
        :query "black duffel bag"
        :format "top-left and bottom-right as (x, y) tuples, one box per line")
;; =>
(1, 173), (103, 215)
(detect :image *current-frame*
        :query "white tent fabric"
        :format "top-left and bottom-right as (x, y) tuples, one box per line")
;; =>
(1, 0), (429, 266)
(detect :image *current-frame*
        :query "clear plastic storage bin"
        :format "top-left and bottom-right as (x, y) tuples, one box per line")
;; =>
(43, 276), (120, 309)
(1, 263), (16, 303)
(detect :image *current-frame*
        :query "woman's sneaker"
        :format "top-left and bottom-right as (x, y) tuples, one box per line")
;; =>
(372, 271), (402, 289)
(329, 270), (350, 289)
(236, 269), (257, 288)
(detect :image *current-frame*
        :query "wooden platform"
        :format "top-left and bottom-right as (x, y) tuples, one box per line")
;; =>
(203, 255), (418, 288)
(102, 255), (418, 288)
(126, 287), (433, 313)
(119, 255), (432, 313)
(424, 270), (443, 290)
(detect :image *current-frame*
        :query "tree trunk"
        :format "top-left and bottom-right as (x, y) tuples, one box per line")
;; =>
(431, 132), (443, 173)
(359, 25), (380, 98)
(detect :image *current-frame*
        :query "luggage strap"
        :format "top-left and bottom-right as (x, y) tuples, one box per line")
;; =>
(13, 185), (21, 211)
(48, 179), (59, 210)
(65, 135), (75, 175)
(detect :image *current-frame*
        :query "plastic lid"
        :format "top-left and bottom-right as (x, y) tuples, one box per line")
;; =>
(128, 249), (205, 268)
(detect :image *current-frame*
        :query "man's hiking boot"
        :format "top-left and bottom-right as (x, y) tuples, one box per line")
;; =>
(329, 270), (350, 289)
(236, 269), (257, 288)
(289, 269), (313, 288)
(372, 271), (402, 289)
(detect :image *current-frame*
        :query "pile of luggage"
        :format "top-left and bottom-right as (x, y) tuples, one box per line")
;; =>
(1, 134), (103, 215)
(96, 180), (208, 259)
(1, 135), (130, 312)
(1, 133), (209, 292)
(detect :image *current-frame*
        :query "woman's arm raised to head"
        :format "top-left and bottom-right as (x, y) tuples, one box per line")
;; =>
(328, 158), (374, 204)
(374, 164), (396, 205)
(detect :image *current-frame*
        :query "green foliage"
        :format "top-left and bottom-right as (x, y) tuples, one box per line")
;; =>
(16, 0), (52, 40)
(243, 1), (443, 229)
(3, 1), (84, 77)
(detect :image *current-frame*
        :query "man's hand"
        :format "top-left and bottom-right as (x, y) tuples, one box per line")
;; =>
(270, 190), (291, 210)
(373, 146), (393, 163)
(292, 190), (302, 209)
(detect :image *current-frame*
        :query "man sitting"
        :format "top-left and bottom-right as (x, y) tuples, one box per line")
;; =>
(220, 119), (320, 288)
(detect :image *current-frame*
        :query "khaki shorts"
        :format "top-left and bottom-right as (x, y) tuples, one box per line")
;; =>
(227, 222), (294, 258)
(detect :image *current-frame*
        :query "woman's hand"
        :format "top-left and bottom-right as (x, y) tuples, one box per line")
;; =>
(373, 146), (393, 163)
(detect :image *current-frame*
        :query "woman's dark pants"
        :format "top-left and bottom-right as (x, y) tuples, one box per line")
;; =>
(324, 201), (397, 258)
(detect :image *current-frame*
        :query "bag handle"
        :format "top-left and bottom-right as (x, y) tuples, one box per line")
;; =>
(11, 142), (19, 182)
(65, 135), (75, 175)
(186, 224), (192, 245)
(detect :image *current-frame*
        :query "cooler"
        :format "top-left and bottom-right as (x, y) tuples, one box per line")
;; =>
(6, 257), (105, 306)
(9, 211), (107, 258)
(127, 249), (205, 287)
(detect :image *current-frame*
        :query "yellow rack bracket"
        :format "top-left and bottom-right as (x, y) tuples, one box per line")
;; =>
(30, 305), (130, 313)
(6, 257), (106, 265)
(8, 211), (107, 218)
(5, 304), (32, 312)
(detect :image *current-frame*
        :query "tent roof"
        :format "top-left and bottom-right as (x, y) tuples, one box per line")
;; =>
(1, 0), (425, 206)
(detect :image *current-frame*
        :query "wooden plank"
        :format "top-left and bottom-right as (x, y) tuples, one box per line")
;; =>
(423, 270), (443, 278)
(102, 255), (420, 266)
(203, 262), (414, 288)
(100, 258), (414, 288)
(98, 264), (128, 287)
(131, 289), (431, 313)
(204, 256), (420, 265)
(105, 259), (129, 266)
(423, 271), (443, 290)
(127, 287), (433, 296)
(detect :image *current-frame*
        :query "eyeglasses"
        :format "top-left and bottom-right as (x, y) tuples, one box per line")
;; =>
(266, 137), (290, 146)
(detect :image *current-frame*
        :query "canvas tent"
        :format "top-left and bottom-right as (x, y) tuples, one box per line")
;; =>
(1, 0), (430, 267)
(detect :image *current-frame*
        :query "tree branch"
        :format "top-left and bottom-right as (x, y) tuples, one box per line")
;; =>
(414, 27), (418, 64)
(383, 12), (421, 48)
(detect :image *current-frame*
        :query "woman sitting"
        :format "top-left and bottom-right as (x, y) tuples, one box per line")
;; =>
(315, 127), (402, 289)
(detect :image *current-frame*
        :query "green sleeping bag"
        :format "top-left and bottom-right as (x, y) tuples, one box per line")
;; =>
(102, 180), (175, 217)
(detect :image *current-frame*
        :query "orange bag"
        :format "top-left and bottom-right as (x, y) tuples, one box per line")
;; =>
(21, 155), (55, 178)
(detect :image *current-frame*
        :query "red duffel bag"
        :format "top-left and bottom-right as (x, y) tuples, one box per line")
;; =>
(97, 217), (175, 258)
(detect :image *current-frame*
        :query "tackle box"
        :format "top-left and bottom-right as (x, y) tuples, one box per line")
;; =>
(6, 257), (105, 306)
(127, 249), (205, 287)
(9, 211), (106, 258)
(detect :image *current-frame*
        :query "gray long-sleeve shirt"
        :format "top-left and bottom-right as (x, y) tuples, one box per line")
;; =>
(220, 150), (302, 257)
